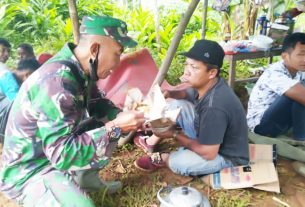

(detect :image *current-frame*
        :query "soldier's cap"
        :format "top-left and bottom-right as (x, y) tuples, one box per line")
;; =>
(80, 16), (137, 48)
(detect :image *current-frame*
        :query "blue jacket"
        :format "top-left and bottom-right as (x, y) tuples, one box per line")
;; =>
(0, 62), (19, 101)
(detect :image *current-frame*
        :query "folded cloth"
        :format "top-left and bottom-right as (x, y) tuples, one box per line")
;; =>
(248, 131), (305, 163)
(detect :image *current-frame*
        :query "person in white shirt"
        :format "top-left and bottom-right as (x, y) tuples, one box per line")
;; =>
(247, 32), (305, 140)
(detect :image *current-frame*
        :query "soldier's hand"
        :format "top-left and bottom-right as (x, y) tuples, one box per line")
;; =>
(112, 111), (145, 133)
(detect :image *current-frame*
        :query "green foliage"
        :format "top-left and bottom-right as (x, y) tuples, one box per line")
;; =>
(120, 143), (134, 152)
(0, 0), (295, 82)
(0, 0), (73, 56)
(0, 0), (222, 82)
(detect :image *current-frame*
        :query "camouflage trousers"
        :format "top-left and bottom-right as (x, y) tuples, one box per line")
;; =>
(19, 170), (95, 207)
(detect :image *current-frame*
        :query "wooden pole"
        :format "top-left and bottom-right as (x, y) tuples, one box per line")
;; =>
(68, 0), (80, 44)
(152, 0), (200, 87)
(153, 0), (161, 51)
(201, 0), (208, 39)
(267, 0), (273, 22)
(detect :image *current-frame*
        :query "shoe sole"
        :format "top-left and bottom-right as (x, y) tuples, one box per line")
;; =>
(133, 160), (155, 172)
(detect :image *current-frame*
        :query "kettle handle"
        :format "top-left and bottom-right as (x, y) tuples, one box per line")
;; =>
(157, 186), (175, 207)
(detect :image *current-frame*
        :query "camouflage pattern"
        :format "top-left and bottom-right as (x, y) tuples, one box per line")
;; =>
(79, 16), (137, 48)
(21, 170), (94, 207)
(0, 43), (116, 204)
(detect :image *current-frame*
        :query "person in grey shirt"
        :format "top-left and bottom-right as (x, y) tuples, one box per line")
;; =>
(134, 39), (249, 175)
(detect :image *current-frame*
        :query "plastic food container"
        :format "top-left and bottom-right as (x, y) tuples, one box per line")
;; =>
(252, 35), (274, 51)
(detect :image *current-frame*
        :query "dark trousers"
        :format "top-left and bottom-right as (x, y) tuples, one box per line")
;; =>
(0, 93), (13, 143)
(254, 95), (305, 141)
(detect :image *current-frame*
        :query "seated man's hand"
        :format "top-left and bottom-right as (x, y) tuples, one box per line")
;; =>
(162, 90), (171, 99)
(152, 126), (176, 139)
(112, 111), (145, 133)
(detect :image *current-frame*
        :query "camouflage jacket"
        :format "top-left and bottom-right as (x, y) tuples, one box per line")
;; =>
(0, 43), (118, 198)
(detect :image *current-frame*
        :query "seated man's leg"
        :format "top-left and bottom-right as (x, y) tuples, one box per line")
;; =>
(166, 100), (196, 139)
(292, 101), (305, 140)
(254, 95), (293, 137)
(292, 79), (305, 140)
(21, 170), (95, 207)
(168, 147), (233, 176)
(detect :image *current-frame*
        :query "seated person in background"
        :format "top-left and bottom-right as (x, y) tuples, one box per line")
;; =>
(0, 59), (40, 143)
(16, 43), (36, 61)
(14, 58), (40, 84)
(282, 0), (305, 18)
(0, 38), (19, 101)
(134, 39), (249, 175)
(247, 33), (305, 141)
(0, 38), (19, 143)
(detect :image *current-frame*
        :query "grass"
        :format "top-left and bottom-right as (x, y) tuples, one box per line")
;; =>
(88, 140), (288, 207)
(211, 190), (253, 207)
(86, 134), (305, 207)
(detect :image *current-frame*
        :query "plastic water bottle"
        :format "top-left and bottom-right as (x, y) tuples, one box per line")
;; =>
(257, 14), (266, 35)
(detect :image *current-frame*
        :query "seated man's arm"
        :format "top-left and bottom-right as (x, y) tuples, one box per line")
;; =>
(284, 83), (305, 106)
(164, 89), (188, 99)
(175, 133), (220, 160)
(262, 68), (305, 106)
(177, 108), (227, 160)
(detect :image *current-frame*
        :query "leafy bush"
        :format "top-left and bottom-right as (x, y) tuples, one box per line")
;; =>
(1, 0), (287, 82)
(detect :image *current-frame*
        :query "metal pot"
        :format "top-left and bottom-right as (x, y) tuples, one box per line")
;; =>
(157, 186), (211, 207)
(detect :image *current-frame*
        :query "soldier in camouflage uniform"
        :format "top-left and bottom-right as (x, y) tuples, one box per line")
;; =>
(0, 16), (145, 206)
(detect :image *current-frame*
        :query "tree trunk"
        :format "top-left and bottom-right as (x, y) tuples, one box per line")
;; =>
(68, 0), (80, 44)
(242, 0), (249, 39)
(223, 12), (231, 40)
(249, 6), (258, 36)
(201, 0), (208, 39)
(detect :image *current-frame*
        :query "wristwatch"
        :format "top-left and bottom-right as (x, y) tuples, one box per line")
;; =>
(108, 126), (122, 142)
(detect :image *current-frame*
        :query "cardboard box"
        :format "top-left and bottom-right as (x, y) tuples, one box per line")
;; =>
(208, 144), (280, 193)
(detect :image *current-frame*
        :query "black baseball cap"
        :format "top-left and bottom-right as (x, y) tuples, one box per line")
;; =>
(181, 39), (225, 68)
